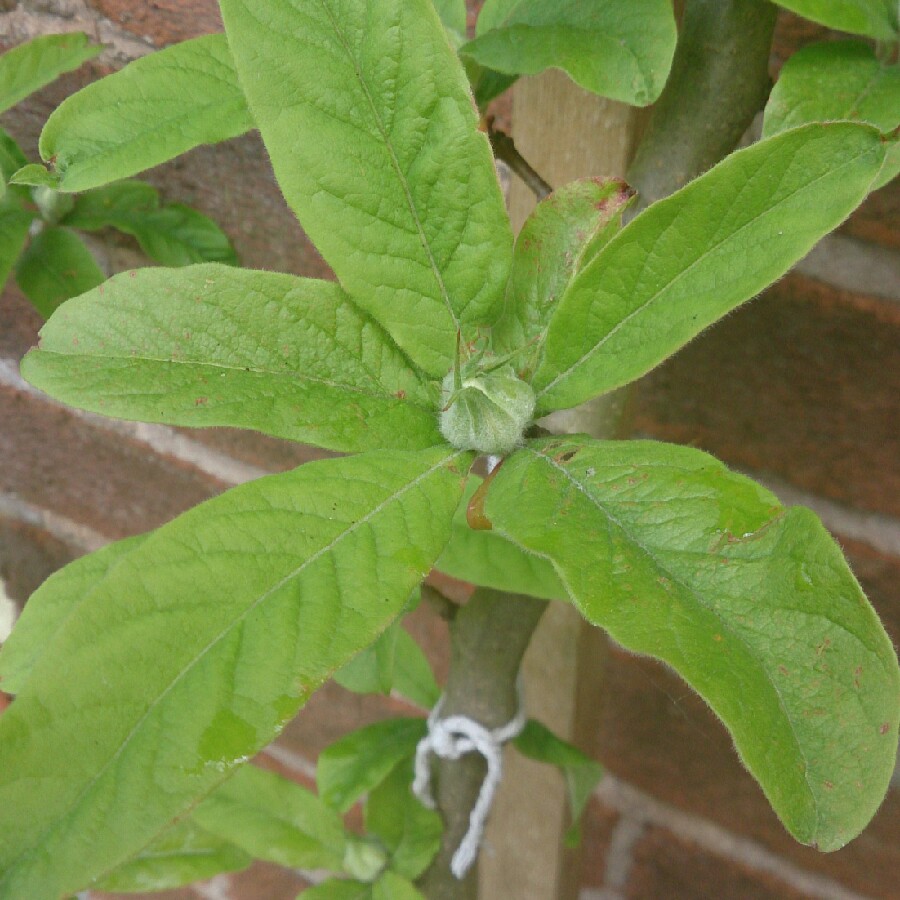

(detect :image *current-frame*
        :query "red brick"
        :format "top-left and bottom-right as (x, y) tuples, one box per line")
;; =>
(180, 425), (333, 475)
(0, 385), (223, 539)
(578, 796), (621, 889)
(0, 515), (78, 603)
(633, 273), (900, 518)
(88, 0), (223, 46)
(0, 286), (42, 361)
(626, 825), (814, 900)
(843, 179), (900, 252)
(597, 647), (900, 898)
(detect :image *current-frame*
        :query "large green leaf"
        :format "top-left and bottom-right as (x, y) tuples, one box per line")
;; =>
(90, 820), (251, 893)
(21, 264), (443, 453)
(771, 0), (897, 40)
(15, 226), (105, 318)
(0, 535), (144, 695)
(433, 0), (467, 39)
(219, 0), (513, 376)
(365, 757), (442, 880)
(192, 764), (347, 871)
(462, 0), (676, 106)
(0, 32), (101, 115)
(435, 475), (566, 600)
(0, 205), (32, 290)
(484, 437), (900, 851)
(532, 124), (888, 413)
(763, 41), (900, 189)
(0, 447), (469, 899)
(38, 35), (253, 193)
(492, 177), (635, 366)
(317, 718), (427, 814)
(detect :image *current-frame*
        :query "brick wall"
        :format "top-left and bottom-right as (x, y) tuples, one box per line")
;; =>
(0, 2), (897, 898)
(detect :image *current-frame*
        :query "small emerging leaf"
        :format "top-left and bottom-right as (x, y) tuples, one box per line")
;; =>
(317, 718), (426, 814)
(365, 758), (442, 880)
(15, 226), (105, 318)
(0, 32), (101, 115)
(485, 437), (900, 851)
(492, 177), (636, 366)
(39, 35), (253, 192)
(463, 0), (677, 106)
(193, 764), (347, 871)
(513, 719), (602, 847)
(90, 820), (250, 893)
(9, 163), (60, 189)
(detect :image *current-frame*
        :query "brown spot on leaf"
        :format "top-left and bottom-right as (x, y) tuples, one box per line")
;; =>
(880, 722), (890, 734)
(395, 390), (406, 400)
(194, 397), (208, 407)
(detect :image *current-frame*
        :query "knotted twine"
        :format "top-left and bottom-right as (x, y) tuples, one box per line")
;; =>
(412, 694), (526, 879)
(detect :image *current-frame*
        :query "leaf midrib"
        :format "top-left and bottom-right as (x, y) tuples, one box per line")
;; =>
(0, 449), (463, 891)
(33, 348), (434, 410)
(534, 134), (877, 404)
(318, 0), (461, 335)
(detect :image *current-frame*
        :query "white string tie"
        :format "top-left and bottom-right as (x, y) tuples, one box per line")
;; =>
(412, 696), (526, 879)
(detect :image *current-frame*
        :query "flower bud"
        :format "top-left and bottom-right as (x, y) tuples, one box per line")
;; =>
(439, 364), (535, 456)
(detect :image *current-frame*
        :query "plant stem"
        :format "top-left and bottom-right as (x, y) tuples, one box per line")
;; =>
(421, 5), (778, 897)
(627, 0), (778, 209)
(418, 588), (548, 899)
(487, 118), (553, 201)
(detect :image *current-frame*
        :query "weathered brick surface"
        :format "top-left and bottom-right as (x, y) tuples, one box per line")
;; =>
(0, 385), (223, 538)
(86, 0), (223, 46)
(0, 515), (77, 603)
(625, 826), (814, 900)
(576, 797), (621, 889)
(632, 273), (900, 518)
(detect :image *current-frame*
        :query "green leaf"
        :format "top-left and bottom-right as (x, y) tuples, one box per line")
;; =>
(391, 629), (441, 710)
(90, 820), (251, 893)
(763, 41), (900, 189)
(373, 872), (426, 900)
(21, 264), (443, 453)
(365, 758), (442, 880)
(492, 177), (636, 366)
(435, 475), (566, 600)
(513, 719), (602, 847)
(533, 123), (888, 414)
(0, 205), (32, 291)
(9, 163), (60, 189)
(61, 180), (161, 228)
(60, 180), (238, 264)
(0, 447), (469, 899)
(433, 0), (467, 39)
(38, 35), (253, 193)
(334, 613), (439, 709)
(193, 764), (347, 871)
(484, 436), (900, 851)
(0, 535), (144, 695)
(15, 226), (105, 318)
(771, 0), (898, 41)
(317, 718), (427, 814)
(335, 622), (400, 696)
(301, 880), (373, 900)
(0, 127), (28, 185)
(219, 0), (513, 377)
(0, 32), (101, 115)
(462, 0), (677, 106)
